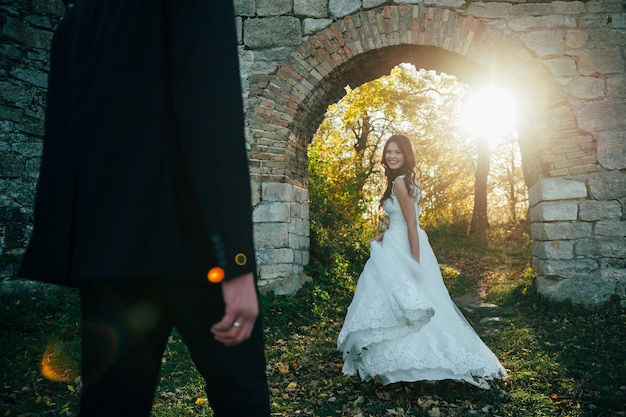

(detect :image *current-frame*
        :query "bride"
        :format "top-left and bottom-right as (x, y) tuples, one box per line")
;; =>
(337, 134), (507, 389)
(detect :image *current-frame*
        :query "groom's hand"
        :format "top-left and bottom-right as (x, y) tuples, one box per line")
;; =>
(211, 272), (259, 346)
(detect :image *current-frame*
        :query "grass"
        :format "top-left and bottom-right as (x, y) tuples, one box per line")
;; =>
(1, 224), (625, 416)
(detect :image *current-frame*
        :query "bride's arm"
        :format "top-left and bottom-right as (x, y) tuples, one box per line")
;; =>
(394, 179), (420, 263)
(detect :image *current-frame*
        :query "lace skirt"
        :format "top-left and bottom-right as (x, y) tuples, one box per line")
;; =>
(337, 227), (507, 389)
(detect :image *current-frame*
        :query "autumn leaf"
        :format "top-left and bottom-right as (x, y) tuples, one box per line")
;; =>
(276, 362), (290, 375)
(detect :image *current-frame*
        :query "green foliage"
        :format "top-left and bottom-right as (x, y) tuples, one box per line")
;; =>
(308, 138), (373, 278)
(310, 63), (529, 232)
(0, 283), (81, 415)
(310, 64), (479, 233)
(439, 263), (475, 298)
(1, 225), (625, 416)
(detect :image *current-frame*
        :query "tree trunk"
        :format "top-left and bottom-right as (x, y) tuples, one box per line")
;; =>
(470, 137), (490, 235)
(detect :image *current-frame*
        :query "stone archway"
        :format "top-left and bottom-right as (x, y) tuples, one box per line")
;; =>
(245, 5), (623, 306)
(2, 1), (624, 306)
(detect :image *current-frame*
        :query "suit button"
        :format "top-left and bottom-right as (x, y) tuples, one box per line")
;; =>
(235, 253), (247, 266)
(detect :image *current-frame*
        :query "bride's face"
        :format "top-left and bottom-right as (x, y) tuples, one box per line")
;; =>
(384, 141), (404, 171)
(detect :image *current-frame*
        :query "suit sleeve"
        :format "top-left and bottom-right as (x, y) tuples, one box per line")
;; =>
(166, 0), (257, 281)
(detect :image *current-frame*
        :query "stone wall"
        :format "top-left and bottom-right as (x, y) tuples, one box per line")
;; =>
(235, 0), (626, 305)
(0, 0), (67, 279)
(1, 0), (625, 305)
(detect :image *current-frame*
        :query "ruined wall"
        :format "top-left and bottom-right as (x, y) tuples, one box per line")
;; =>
(0, 0), (67, 279)
(1, 0), (625, 305)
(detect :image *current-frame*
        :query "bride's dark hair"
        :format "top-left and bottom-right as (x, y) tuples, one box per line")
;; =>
(380, 134), (420, 206)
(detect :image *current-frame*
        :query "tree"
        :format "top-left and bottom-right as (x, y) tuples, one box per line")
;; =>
(310, 65), (474, 246)
(308, 63), (528, 268)
(470, 136), (490, 236)
(489, 133), (527, 225)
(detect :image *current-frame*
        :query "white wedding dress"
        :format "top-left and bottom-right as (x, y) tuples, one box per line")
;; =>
(337, 180), (507, 389)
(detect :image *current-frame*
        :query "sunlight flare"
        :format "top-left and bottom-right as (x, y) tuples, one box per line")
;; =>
(461, 87), (516, 142)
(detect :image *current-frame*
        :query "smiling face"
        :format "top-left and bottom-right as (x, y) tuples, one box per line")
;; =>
(384, 141), (405, 171)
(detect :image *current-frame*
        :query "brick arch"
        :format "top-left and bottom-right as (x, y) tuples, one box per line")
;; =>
(246, 5), (588, 191)
(246, 5), (604, 299)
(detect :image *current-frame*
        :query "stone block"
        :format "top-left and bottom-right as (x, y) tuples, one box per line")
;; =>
(586, 2), (623, 13)
(258, 268), (309, 295)
(538, 258), (599, 277)
(542, 57), (577, 78)
(587, 170), (626, 200)
(0, 42), (21, 61)
(12, 142), (42, 158)
(403, 0), (463, 4)
(292, 185), (308, 203)
(578, 100), (626, 133)
(329, 0), (361, 18)
(519, 30), (564, 58)
(250, 179), (261, 206)
(546, 15), (577, 28)
(467, 2), (512, 18)
(529, 178), (587, 203)
(597, 131), (626, 170)
(31, 0), (66, 16)
(254, 222), (289, 247)
(244, 17), (302, 49)
(0, 154), (23, 178)
(257, 0), (292, 16)
(566, 77), (606, 100)
(303, 18), (333, 35)
(295, 0), (328, 17)
(578, 14), (612, 29)
(612, 12), (626, 29)
(606, 74), (626, 99)
(5, 18), (53, 50)
(24, 15), (52, 29)
(550, 1), (586, 15)
(578, 48), (624, 76)
(536, 275), (614, 307)
(564, 29), (588, 50)
(0, 82), (37, 108)
(262, 182), (293, 202)
(363, 0), (386, 8)
(530, 221), (592, 240)
(257, 263), (294, 279)
(530, 201), (578, 221)
(575, 237), (626, 257)
(256, 247), (294, 264)
(257, 263), (297, 280)
(253, 201), (290, 222)
(234, 0), (255, 16)
(532, 240), (574, 259)
(508, 16), (541, 32)
(595, 220), (626, 237)
(512, 3), (551, 16)
(601, 267), (626, 283)
(289, 201), (302, 218)
(288, 216), (307, 235)
(578, 200), (622, 221)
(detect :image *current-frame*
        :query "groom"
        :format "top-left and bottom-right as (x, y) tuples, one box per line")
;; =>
(18, 0), (270, 416)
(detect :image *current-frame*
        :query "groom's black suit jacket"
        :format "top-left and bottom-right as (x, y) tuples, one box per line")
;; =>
(19, 0), (257, 286)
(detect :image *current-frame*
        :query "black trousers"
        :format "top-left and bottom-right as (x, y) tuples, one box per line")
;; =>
(77, 280), (270, 417)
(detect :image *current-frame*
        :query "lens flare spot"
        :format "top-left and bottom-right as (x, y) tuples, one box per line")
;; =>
(207, 267), (225, 283)
(129, 302), (160, 332)
(40, 340), (78, 382)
